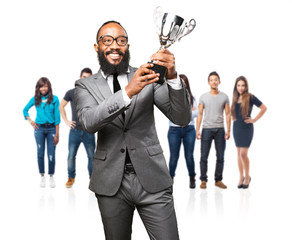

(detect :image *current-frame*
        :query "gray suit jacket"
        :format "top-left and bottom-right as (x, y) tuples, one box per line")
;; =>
(75, 66), (191, 196)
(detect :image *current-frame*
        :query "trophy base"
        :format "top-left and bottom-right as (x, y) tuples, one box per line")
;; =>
(148, 62), (167, 84)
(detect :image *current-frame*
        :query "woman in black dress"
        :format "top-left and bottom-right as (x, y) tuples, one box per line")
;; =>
(231, 76), (267, 189)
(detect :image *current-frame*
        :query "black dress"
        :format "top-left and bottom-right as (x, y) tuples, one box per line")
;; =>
(233, 95), (262, 147)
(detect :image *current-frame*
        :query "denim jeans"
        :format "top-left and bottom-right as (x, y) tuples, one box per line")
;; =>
(200, 128), (226, 182)
(67, 128), (96, 178)
(34, 125), (56, 175)
(167, 125), (196, 177)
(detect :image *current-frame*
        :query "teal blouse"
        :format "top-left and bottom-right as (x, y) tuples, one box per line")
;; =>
(23, 94), (61, 125)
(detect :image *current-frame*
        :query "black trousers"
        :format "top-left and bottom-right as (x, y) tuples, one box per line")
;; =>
(95, 173), (179, 240)
(200, 128), (226, 182)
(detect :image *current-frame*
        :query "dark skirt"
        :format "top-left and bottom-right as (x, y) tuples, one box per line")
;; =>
(233, 121), (254, 148)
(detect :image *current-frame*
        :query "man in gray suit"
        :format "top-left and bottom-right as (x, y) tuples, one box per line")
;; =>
(75, 21), (191, 240)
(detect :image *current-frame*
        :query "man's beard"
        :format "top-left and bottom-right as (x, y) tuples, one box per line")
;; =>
(97, 49), (130, 75)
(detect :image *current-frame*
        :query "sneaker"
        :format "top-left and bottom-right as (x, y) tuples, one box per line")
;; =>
(200, 181), (207, 189)
(65, 178), (75, 188)
(49, 176), (56, 188)
(40, 176), (46, 188)
(215, 181), (227, 189)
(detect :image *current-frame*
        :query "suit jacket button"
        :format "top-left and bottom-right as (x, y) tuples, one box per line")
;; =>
(120, 148), (125, 153)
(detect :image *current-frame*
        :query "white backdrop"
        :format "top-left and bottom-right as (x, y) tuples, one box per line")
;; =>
(1, 0), (291, 239)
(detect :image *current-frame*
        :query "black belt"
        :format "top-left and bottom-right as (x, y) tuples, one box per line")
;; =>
(39, 123), (55, 127)
(124, 163), (135, 174)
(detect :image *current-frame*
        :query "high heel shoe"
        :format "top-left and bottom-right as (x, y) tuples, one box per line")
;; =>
(242, 177), (251, 189)
(237, 177), (245, 189)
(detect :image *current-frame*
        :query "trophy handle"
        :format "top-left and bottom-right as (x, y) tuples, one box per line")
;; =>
(153, 6), (164, 33)
(178, 19), (196, 41)
(153, 6), (163, 22)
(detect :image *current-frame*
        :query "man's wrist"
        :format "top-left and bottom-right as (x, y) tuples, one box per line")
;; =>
(167, 73), (182, 90)
(167, 72), (177, 80)
(122, 87), (132, 105)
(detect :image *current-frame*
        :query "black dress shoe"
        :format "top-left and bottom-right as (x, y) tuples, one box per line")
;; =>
(237, 177), (245, 189)
(189, 176), (196, 189)
(242, 177), (251, 189)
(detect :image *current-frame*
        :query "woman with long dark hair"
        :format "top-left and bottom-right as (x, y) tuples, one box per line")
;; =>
(168, 74), (198, 188)
(23, 77), (60, 187)
(231, 76), (267, 189)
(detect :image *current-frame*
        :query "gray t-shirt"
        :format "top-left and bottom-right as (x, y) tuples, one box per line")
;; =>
(199, 91), (229, 128)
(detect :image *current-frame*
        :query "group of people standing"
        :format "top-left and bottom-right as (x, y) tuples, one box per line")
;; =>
(168, 71), (267, 190)
(23, 20), (267, 240)
(23, 68), (267, 191)
(23, 67), (267, 191)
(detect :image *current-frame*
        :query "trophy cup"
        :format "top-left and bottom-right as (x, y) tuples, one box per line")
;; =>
(150, 6), (196, 84)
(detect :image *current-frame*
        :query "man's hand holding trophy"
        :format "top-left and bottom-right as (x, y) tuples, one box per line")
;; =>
(150, 6), (196, 84)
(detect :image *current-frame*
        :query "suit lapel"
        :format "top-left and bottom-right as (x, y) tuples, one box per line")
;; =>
(92, 71), (112, 100)
(89, 68), (138, 128)
(89, 71), (124, 127)
(124, 67), (138, 127)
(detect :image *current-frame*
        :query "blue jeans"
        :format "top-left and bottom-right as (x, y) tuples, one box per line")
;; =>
(34, 125), (56, 175)
(167, 125), (196, 177)
(200, 128), (226, 182)
(67, 128), (96, 178)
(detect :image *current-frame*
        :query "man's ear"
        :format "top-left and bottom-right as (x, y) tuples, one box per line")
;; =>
(94, 43), (99, 53)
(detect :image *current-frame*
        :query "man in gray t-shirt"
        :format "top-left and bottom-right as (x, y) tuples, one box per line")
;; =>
(196, 71), (231, 189)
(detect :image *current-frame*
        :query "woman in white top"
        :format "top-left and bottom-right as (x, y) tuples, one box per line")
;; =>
(168, 74), (198, 188)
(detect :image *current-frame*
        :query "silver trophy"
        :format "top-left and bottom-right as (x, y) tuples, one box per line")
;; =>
(151, 6), (196, 84)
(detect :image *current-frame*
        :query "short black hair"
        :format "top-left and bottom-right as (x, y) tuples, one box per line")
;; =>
(80, 68), (92, 77)
(208, 71), (220, 81)
(96, 20), (127, 42)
